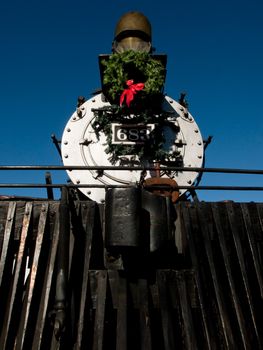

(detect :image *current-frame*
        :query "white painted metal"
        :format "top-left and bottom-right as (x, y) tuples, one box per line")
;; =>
(61, 93), (204, 202)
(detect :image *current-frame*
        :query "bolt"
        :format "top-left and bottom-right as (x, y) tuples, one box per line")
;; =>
(77, 96), (86, 107)
(77, 108), (82, 118)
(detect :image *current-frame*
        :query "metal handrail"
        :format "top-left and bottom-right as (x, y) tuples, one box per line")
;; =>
(0, 165), (262, 174)
(0, 184), (262, 191)
(0, 165), (262, 192)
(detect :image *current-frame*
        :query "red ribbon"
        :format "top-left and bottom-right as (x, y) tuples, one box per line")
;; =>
(120, 79), (144, 107)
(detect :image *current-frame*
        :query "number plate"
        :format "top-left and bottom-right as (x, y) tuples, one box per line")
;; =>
(111, 123), (155, 144)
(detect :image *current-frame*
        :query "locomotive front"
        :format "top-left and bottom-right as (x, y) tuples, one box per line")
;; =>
(61, 11), (204, 204)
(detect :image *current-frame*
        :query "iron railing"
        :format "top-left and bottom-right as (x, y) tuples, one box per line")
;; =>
(0, 165), (262, 191)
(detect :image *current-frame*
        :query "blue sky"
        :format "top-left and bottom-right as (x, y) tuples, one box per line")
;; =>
(0, 0), (262, 201)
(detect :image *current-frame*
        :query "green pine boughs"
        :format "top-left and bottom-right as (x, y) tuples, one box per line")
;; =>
(102, 50), (166, 104)
(91, 105), (180, 164)
(91, 50), (180, 164)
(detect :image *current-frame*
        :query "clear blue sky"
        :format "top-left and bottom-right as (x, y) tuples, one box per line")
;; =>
(0, 0), (262, 201)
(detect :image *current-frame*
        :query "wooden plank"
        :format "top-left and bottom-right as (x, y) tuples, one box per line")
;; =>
(92, 270), (107, 350)
(32, 204), (60, 350)
(157, 270), (175, 350)
(196, 203), (235, 349)
(0, 202), (33, 349)
(241, 203), (263, 298)
(0, 202), (16, 286)
(74, 202), (96, 349)
(227, 202), (262, 348)
(138, 278), (152, 350)
(181, 204), (214, 350)
(176, 271), (198, 349)
(212, 203), (250, 349)
(15, 202), (48, 349)
(116, 273), (127, 350)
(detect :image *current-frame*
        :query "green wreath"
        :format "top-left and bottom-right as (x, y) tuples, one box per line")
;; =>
(101, 50), (166, 104)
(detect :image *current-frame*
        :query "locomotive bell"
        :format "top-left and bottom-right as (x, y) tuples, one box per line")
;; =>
(112, 11), (152, 53)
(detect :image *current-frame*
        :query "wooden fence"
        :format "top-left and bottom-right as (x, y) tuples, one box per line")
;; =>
(0, 199), (262, 349)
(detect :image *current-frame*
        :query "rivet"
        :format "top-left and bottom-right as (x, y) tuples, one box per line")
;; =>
(8, 217), (12, 221)
(87, 191), (91, 195)
(67, 128), (71, 132)
(76, 180), (80, 184)
(195, 129), (199, 133)
(92, 99), (96, 102)
(169, 100), (173, 103)
(198, 155), (202, 159)
(198, 141), (202, 145)
(64, 154), (68, 158)
(64, 141), (68, 145)
(187, 180), (192, 184)
(72, 116), (76, 120)
(41, 207), (46, 212)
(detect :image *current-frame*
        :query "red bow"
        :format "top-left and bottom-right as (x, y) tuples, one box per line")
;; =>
(120, 79), (144, 107)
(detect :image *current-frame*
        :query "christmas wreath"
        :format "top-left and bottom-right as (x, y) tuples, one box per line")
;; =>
(91, 51), (180, 164)
(101, 50), (166, 106)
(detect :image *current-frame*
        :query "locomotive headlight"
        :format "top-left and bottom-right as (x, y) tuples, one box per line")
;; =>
(112, 11), (152, 53)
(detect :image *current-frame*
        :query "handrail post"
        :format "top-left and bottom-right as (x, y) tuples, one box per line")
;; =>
(52, 186), (70, 342)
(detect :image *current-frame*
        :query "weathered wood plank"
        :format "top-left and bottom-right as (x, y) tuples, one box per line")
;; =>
(241, 203), (263, 298)
(181, 204), (214, 350)
(212, 203), (250, 349)
(176, 271), (198, 349)
(32, 204), (60, 350)
(157, 270), (175, 350)
(74, 202), (96, 349)
(92, 270), (107, 350)
(0, 202), (33, 349)
(0, 202), (16, 286)
(196, 203), (235, 349)
(15, 202), (48, 349)
(226, 202), (262, 348)
(138, 278), (152, 350)
(116, 272), (127, 350)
